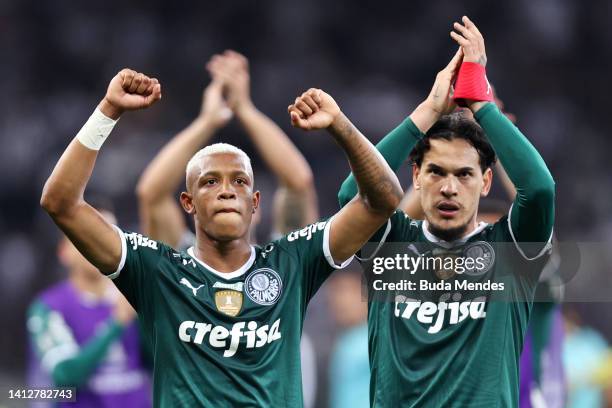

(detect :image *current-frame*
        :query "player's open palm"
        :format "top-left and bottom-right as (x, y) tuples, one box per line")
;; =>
(104, 69), (162, 114)
(288, 88), (340, 130)
(206, 50), (251, 112)
(451, 16), (487, 67)
(425, 47), (463, 116)
(200, 80), (233, 128)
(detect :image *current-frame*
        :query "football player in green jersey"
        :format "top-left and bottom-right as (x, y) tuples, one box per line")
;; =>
(136, 50), (321, 407)
(338, 16), (555, 407)
(40, 68), (402, 406)
(136, 50), (319, 250)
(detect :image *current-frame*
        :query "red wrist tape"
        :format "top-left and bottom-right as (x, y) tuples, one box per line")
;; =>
(453, 62), (494, 107)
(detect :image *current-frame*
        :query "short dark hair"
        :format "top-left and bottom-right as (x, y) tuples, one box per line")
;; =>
(409, 112), (496, 172)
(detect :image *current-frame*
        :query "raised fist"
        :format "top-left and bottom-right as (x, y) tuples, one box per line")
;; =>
(100, 69), (162, 119)
(288, 88), (340, 130)
(450, 16), (487, 67)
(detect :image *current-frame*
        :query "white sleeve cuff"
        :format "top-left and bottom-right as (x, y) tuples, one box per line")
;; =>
(507, 203), (553, 261)
(322, 217), (354, 269)
(355, 218), (392, 262)
(106, 225), (127, 280)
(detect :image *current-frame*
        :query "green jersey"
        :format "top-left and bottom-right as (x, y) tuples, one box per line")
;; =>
(108, 220), (349, 407)
(367, 210), (551, 407)
(337, 103), (556, 407)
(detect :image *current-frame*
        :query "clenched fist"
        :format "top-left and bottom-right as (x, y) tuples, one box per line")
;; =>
(99, 69), (162, 119)
(288, 88), (340, 130)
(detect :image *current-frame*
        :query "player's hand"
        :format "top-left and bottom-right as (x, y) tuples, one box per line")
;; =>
(199, 80), (233, 128)
(113, 292), (136, 326)
(206, 50), (252, 114)
(288, 88), (340, 130)
(422, 47), (464, 116)
(450, 16), (487, 67)
(99, 69), (162, 120)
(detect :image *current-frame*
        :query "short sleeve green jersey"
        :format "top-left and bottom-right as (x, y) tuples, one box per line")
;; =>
(108, 219), (349, 407)
(368, 210), (551, 408)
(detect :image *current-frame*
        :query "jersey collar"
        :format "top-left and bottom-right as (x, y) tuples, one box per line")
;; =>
(187, 246), (256, 280)
(422, 220), (489, 248)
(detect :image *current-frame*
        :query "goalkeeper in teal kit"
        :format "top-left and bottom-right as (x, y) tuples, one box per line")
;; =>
(339, 17), (555, 407)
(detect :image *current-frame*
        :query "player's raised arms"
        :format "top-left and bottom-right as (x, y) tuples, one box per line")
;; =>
(208, 50), (319, 233)
(450, 15), (555, 253)
(41, 69), (162, 274)
(338, 47), (464, 216)
(136, 78), (231, 248)
(289, 89), (403, 263)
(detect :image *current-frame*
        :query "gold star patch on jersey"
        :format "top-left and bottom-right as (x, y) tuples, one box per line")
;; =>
(215, 290), (243, 317)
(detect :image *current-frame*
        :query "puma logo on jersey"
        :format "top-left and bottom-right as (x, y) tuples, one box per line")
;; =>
(180, 278), (205, 296)
(124, 232), (158, 251)
(394, 295), (487, 334)
(287, 221), (326, 242)
(182, 258), (196, 268)
(178, 319), (282, 357)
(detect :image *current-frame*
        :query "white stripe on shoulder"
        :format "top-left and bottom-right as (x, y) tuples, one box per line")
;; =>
(507, 203), (553, 261)
(106, 225), (127, 280)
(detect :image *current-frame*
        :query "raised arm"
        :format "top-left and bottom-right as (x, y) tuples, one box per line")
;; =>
(338, 48), (464, 210)
(208, 50), (319, 230)
(136, 79), (231, 247)
(289, 89), (402, 263)
(40, 69), (162, 273)
(452, 16), (555, 254)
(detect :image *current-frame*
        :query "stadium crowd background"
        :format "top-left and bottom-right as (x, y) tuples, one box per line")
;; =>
(1, 0), (611, 406)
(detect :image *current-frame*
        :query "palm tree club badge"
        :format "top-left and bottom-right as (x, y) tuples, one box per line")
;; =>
(245, 268), (282, 306)
(213, 282), (244, 317)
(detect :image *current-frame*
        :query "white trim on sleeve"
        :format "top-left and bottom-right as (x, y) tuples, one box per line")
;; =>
(323, 217), (354, 269)
(507, 203), (553, 261)
(355, 218), (392, 262)
(106, 225), (127, 280)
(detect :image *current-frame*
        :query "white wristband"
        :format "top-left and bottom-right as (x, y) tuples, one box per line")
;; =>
(76, 108), (119, 150)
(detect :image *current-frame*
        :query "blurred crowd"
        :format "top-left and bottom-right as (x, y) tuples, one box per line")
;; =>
(1, 0), (612, 406)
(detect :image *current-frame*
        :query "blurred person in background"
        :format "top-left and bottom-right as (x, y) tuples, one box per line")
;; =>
(26, 203), (151, 408)
(136, 50), (318, 250)
(563, 306), (612, 408)
(135, 50), (319, 407)
(327, 267), (369, 408)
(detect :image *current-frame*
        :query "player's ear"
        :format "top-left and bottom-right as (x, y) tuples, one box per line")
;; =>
(412, 164), (421, 190)
(480, 167), (493, 197)
(252, 191), (260, 214)
(180, 191), (196, 214)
